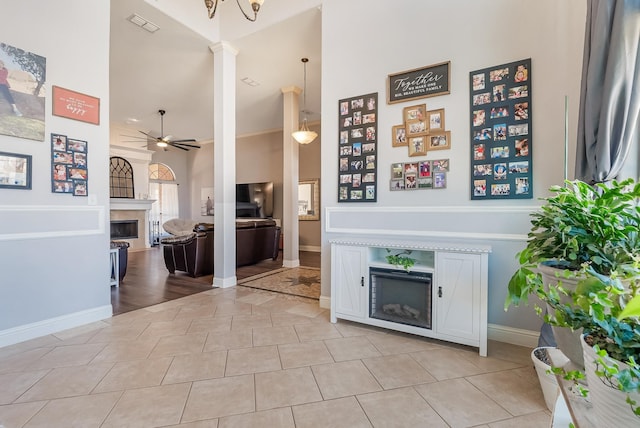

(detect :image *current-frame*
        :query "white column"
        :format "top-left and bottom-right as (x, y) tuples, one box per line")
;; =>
(210, 41), (238, 288)
(281, 86), (301, 268)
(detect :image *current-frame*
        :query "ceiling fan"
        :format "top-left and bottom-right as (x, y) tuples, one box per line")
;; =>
(136, 109), (201, 151)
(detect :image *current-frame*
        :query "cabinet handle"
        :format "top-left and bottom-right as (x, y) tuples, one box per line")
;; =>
(438, 286), (442, 297)
(361, 277), (364, 287)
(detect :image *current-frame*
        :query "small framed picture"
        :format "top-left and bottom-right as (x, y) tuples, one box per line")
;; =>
(0, 151), (32, 190)
(405, 173), (417, 189)
(427, 109), (445, 132)
(73, 180), (87, 197)
(391, 163), (404, 179)
(405, 119), (428, 137)
(434, 172), (447, 189)
(390, 179), (405, 191)
(69, 168), (88, 180)
(68, 139), (87, 152)
(52, 134), (68, 152)
(404, 162), (418, 175)
(53, 180), (73, 193)
(432, 159), (450, 172)
(427, 131), (451, 151)
(408, 136), (427, 157)
(403, 104), (426, 122)
(392, 125), (407, 147)
(419, 160), (431, 178)
(418, 177), (433, 189)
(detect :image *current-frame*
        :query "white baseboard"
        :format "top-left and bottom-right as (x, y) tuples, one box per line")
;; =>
(213, 276), (237, 288)
(319, 295), (330, 309)
(309, 298), (540, 348)
(0, 305), (113, 349)
(283, 259), (300, 268)
(300, 245), (321, 252)
(488, 323), (539, 348)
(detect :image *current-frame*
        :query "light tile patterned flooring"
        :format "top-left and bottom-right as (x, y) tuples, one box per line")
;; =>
(0, 286), (551, 427)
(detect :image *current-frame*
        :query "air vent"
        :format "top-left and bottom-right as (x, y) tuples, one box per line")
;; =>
(241, 77), (260, 87)
(128, 14), (159, 33)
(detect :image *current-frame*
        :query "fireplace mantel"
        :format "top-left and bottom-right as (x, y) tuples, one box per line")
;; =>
(110, 198), (155, 211)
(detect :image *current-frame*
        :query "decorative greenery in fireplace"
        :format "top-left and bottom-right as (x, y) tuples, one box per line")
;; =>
(385, 249), (415, 272)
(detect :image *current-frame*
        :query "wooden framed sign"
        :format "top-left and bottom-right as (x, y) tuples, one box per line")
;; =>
(387, 61), (450, 104)
(52, 85), (100, 125)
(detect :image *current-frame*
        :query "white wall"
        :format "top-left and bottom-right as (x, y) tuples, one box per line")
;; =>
(0, 1), (112, 345)
(321, 0), (586, 335)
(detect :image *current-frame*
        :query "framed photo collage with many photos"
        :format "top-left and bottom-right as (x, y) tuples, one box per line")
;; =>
(469, 58), (532, 200)
(338, 92), (378, 202)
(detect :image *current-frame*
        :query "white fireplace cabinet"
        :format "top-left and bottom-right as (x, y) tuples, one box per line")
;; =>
(330, 239), (491, 356)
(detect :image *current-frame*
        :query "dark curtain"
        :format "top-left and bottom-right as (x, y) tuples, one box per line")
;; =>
(575, 0), (640, 183)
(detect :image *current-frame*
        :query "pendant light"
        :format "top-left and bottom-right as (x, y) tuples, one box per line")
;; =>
(292, 58), (318, 145)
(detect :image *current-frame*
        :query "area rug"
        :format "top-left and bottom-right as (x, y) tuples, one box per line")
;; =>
(237, 267), (321, 300)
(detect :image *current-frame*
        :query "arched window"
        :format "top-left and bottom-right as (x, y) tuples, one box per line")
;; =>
(149, 163), (175, 181)
(110, 156), (134, 198)
(148, 163), (179, 228)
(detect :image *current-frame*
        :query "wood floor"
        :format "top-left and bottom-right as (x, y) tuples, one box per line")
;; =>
(111, 247), (321, 315)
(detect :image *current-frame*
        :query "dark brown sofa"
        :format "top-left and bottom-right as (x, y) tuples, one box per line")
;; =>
(161, 219), (280, 277)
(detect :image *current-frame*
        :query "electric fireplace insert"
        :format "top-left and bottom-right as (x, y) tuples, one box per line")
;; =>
(369, 266), (433, 330)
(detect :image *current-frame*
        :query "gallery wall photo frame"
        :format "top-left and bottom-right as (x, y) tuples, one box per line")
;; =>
(469, 58), (532, 200)
(427, 131), (451, 151)
(338, 92), (378, 202)
(0, 151), (32, 189)
(0, 42), (47, 141)
(51, 132), (88, 196)
(392, 124), (407, 147)
(427, 108), (445, 132)
(52, 85), (100, 125)
(388, 61), (451, 104)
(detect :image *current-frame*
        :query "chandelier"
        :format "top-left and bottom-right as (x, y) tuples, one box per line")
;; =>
(292, 58), (318, 145)
(204, 0), (264, 22)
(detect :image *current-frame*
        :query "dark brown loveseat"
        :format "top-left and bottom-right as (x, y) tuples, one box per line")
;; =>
(161, 219), (280, 277)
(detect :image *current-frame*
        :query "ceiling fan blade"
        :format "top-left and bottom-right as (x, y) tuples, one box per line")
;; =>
(172, 142), (201, 149)
(170, 138), (197, 143)
(138, 130), (159, 140)
(122, 134), (147, 139)
(169, 143), (190, 151)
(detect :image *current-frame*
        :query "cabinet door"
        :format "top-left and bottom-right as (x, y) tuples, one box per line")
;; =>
(332, 245), (367, 318)
(435, 252), (480, 341)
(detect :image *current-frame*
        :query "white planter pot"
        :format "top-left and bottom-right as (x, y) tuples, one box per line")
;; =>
(581, 334), (640, 426)
(532, 346), (568, 411)
(539, 263), (584, 369)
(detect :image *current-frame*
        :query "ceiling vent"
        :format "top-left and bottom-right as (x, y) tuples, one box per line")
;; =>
(128, 14), (159, 33)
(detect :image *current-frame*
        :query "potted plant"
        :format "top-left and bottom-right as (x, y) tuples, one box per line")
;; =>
(505, 178), (640, 367)
(385, 248), (415, 272)
(550, 264), (640, 425)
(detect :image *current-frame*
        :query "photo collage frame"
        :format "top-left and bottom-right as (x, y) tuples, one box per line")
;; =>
(51, 133), (88, 196)
(338, 92), (377, 202)
(469, 58), (532, 200)
(390, 158), (449, 191)
(392, 104), (451, 156)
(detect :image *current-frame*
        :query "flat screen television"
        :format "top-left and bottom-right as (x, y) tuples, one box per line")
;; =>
(236, 182), (274, 218)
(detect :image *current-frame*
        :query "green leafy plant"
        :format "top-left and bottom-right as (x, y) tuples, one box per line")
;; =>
(385, 249), (415, 272)
(503, 178), (640, 418)
(548, 265), (640, 417)
(505, 178), (640, 309)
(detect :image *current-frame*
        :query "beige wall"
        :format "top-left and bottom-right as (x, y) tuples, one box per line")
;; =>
(298, 123), (321, 250)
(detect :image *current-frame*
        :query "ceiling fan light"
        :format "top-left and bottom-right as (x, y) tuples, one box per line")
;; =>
(156, 141), (168, 148)
(293, 57), (317, 145)
(292, 130), (318, 145)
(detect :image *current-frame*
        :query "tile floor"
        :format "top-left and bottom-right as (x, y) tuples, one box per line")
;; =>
(0, 286), (551, 427)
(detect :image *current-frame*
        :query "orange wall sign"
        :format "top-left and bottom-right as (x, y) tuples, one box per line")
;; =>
(52, 86), (100, 125)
